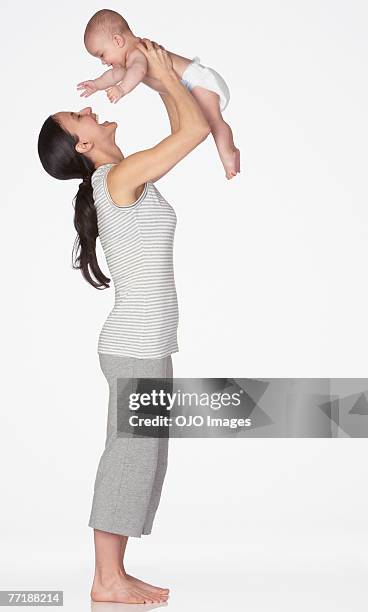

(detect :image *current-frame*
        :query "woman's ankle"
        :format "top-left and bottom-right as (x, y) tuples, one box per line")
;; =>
(94, 567), (127, 586)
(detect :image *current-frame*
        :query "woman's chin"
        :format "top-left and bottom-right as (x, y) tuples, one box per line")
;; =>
(99, 120), (117, 129)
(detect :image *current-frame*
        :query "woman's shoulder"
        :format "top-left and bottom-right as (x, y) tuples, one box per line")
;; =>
(91, 163), (114, 187)
(92, 162), (151, 209)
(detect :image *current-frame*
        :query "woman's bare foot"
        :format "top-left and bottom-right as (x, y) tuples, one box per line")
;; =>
(125, 572), (170, 595)
(91, 569), (169, 604)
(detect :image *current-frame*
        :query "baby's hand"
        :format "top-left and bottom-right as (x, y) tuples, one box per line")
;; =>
(106, 85), (124, 104)
(76, 80), (98, 98)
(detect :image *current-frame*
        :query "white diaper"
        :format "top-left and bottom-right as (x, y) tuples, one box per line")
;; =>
(180, 56), (230, 112)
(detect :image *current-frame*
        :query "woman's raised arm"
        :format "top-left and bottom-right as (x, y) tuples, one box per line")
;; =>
(107, 40), (210, 201)
(159, 92), (179, 135)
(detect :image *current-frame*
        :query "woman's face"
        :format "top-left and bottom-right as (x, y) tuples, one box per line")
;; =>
(53, 107), (117, 156)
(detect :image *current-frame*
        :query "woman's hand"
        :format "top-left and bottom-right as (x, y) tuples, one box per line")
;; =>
(136, 39), (174, 82)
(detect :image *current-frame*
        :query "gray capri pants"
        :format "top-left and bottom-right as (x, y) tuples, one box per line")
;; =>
(88, 353), (173, 537)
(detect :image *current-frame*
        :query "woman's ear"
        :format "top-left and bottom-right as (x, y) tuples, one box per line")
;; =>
(113, 34), (125, 48)
(75, 140), (93, 155)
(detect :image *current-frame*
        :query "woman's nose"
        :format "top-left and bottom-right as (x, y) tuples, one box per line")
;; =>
(80, 107), (92, 115)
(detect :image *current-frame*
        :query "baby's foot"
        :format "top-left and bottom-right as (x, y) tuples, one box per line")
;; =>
(91, 570), (169, 604)
(125, 572), (170, 595)
(223, 147), (240, 180)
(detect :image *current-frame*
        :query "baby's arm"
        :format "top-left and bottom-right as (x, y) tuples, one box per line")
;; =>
(106, 49), (148, 103)
(94, 66), (126, 90)
(77, 66), (126, 98)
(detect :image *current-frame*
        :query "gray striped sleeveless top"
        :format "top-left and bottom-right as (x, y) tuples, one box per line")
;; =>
(91, 163), (179, 358)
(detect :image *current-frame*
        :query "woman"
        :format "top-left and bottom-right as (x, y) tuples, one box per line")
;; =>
(37, 39), (210, 604)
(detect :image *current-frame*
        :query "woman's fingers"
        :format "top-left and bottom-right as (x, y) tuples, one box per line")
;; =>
(137, 38), (165, 52)
(142, 38), (153, 51)
(137, 38), (161, 54)
(136, 38), (172, 75)
(136, 41), (148, 56)
(151, 41), (165, 52)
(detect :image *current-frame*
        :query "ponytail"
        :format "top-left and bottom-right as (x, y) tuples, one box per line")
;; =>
(72, 175), (110, 289)
(37, 115), (111, 290)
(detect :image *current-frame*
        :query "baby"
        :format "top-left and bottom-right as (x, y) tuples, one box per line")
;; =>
(77, 9), (240, 179)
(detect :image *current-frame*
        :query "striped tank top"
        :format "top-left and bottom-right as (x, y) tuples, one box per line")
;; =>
(91, 163), (179, 359)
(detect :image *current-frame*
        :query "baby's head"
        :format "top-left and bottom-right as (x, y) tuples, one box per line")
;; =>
(84, 9), (134, 67)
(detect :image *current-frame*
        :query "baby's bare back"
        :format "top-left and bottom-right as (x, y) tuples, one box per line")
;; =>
(142, 50), (192, 93)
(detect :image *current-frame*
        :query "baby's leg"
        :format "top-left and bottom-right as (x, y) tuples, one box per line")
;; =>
(190, 86), (240, 179)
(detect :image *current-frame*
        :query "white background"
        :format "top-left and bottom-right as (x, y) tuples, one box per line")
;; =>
(1, 0), (368, 609)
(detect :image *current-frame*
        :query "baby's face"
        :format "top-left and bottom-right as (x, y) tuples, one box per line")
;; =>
(85, 32), (124, 67)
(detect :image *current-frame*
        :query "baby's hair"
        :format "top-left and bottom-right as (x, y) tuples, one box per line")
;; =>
(84, 9), (131, 43)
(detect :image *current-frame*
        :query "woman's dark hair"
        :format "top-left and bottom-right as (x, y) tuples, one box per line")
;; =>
(37, 115), (110, 290)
